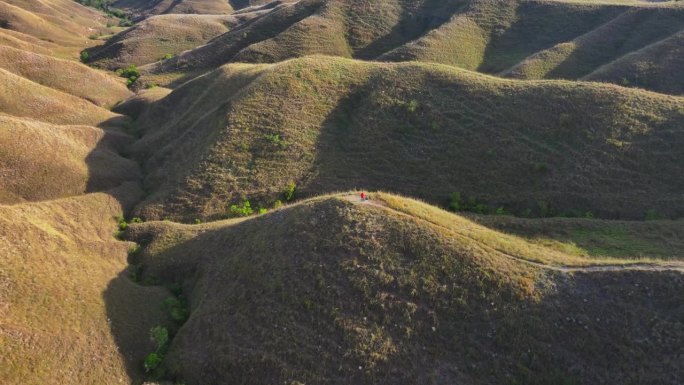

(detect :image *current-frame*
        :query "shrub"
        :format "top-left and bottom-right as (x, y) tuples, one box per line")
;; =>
(80, 50), (90, 63)
(284, 181), (296, 202)
(264, 133), (288, 148)
(163, 297), (189, 324)
(150, 326), (169, 352)
(117, 64), (140, 88)
(448, 192), (462, 211)
(161, 53), (173, 60)
(273, 200), (283, 209)
(143, 353), (162, 372)
(131, 217), (143, 223)
(229, 200), (253, 217)
(258, 208), (268, 215)
(194, 218), (202, 224)
(405, 99), (419, 113)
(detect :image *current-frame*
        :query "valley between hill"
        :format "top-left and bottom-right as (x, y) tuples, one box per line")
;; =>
(0, 0), (683, 384)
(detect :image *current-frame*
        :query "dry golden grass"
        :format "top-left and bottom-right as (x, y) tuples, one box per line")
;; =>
(129, 56), (684, 222)
(112, 0), (234, 16)
(0, 45), (131, 107)
(88, 14), (249, 69)
(0, 0), (118, 57)
(0, 114), (140, 204)
(0, 68), (128, 126)
(0, 183), (171, 385)
(124, 193), (684, 384)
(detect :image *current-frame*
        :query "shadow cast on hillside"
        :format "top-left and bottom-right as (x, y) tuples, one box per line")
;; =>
(355, 0), (459, 60)
(114, 210), (684, 384)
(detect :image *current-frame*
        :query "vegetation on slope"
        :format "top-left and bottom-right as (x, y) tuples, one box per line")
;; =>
(0, 0), (120, 56)
(0, 115), (140, 204)
(0, 45), (131, 106)
(128, 57), (684, 221)
(139, 0), (684, 95)
(125, 193), (684, 384)
(0, 184), (172, 385)
(86, 13), (258, 69)
(0, 68), (128, 126)
(583, 30), (684, 95)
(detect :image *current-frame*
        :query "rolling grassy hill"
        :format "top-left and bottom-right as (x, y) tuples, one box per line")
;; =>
(86, 13), (265, 69)
(110, 0), (280, 17)
(583, 29), (684, 95)
(0, 45), (131, 106)
(0, 115), (139, 204)
(0, 68), (128, 126)
(0, 184), (172, 385)
(139, 0), (684, 94)
(1, 0), (684, 384)
(124, 193), (684, 384)
(127, 56), (684, 222)
(0, 0), (120, 57)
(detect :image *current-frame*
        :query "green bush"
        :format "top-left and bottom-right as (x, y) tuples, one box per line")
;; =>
(264, 133), (288, 148)
(284, 181), (296, 202)
(161, 53), (173, 60)
(80, 51), (90, 63)
(448, 192), (462, 211)
(229, 200), (253, 217)
(150, 326), (169, 352)
(163, 297), (189, 324)
(143, 353), (162, 372)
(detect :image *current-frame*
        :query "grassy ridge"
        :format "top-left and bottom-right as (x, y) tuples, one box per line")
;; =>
(86, 14), (243, 69)
(0, 68), (128, 126)
(129, 56), (684, 221)
(0, 184), (171, 385)
(139, 0), (684, 94)
(0, 45), (131, 107)
(583, 30), (684, 95)
(126, 193), (684, 384)
(0, 115), (140, 204)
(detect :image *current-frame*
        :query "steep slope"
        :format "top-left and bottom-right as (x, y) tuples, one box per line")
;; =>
(111, 0), (233, 17)
(139, 0), (684, 95)
(504, 6), (684, 81)
(0, 115), (140, 204)
(87, 13), (259, 69)
(125, 193), (684, 385)
(0, 68), (128, 126)
(0, 184), (171, 385)
(0, 0), (118, 56)
(583, 30), (684, 95)
(0, 45), (131, 106)
(142, 0), (466, 80)
(112, 0), (286, 17)
(128, 57), (684, 221)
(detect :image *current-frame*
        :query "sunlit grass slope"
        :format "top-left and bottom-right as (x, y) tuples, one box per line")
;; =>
(0, 115), (140, 204)
(129, 56), (684, 221)
(0, 184), (171, 385)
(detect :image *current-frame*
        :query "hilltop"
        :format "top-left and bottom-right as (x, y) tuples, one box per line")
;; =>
(137, 0), (684, 94)
(125, 193), (684, 384)
(125, 56), (684, 222)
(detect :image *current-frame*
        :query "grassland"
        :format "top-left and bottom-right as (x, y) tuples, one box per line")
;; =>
(1, 0), (683, 384)
(124, 193), (684, 384)
(0, 184), (172, 385)
(137, 0), (684, 95)
(87, 13), (264, 69)
(128, 56), (684, 222)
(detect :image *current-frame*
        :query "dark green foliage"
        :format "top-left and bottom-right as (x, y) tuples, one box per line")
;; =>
(163, 296), (189, 324)
(143, 352), (162, 372)
(80, 51), (90, 63)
